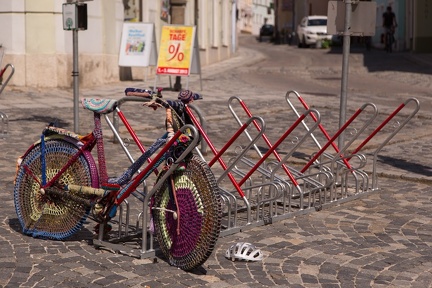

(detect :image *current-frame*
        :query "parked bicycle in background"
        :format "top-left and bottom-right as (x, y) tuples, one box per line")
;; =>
(383, 6), (397, 53)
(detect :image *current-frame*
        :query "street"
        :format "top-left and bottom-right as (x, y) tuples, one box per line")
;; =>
(234, 35), (432, 111)
(1, 34), (432, 287)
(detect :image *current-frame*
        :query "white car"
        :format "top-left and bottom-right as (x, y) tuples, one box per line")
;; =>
(296, 16), (332, 48)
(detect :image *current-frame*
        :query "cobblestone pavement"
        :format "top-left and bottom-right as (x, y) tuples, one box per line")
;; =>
(1, 35), (432, 287)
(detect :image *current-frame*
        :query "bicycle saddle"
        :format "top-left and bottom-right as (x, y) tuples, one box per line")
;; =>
(81, 98), (118, 114)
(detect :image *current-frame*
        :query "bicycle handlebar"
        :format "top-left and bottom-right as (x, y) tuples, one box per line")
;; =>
(122, 87), (203, 141)
(124, 87), (203, 105)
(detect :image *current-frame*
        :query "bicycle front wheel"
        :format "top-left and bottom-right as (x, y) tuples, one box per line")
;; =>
(14, 137), (98, 240)
(153, 155), (222, 271)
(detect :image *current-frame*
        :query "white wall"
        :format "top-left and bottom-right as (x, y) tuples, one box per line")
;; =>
(0, 0), (235, 88)
(253, 0), (274, 35)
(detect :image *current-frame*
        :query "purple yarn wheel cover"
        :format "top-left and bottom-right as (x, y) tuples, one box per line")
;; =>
(153, 155), (222, 270)
(164, 186), (203, 258)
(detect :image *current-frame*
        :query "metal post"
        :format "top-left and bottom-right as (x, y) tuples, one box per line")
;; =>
(72, 29), (79, 133)
(171, 0), (188, 91)
(338, 0), (353, 149)
(232, 0), (237, 53)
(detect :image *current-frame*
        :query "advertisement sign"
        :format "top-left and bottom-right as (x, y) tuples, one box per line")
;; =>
(156, 25), (197, 76)
(118, 23), (157, 67)
(160, 0), (170, 22)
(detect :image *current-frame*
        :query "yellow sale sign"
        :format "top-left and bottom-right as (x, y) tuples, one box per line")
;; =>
(157, 25), (196, 76)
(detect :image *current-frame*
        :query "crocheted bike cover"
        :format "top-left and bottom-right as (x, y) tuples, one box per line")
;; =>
(14, 138), (98, 240)
(81, 98), (117, 114)
(105, 137), (167, 219)
(108, 137), (167, 187)
(153, 155), (222, 271)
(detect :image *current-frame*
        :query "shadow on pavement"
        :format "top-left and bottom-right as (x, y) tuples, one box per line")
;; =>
(11, 115), (70, 127)
(327, 42), (432, 75)
(8, 217), (95, 243)
(378, 155), (432, 177)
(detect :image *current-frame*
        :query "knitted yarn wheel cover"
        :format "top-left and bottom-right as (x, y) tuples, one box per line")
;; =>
(14, 139), (98, 240)
(153, 155), (222, 271)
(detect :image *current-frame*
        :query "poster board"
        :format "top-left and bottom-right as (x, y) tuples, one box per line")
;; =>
(118, 22), (157, 67)
(156, 25), (201, 76)
(327, 1), (376, 36)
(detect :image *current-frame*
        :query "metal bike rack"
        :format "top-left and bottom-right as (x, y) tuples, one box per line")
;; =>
(285, 91), (376, 176)
(191, 111), (270, 234)
(224, 92), (420, 226)
(299, 102), (378, 202)
(227, 98), (333, 219)
(91, 92), (420, 260)
(0, 63), (15, 96)
(349, 98), (420, 190)
(0, 46), (15, 138)
(285, 91), (420, 193)
(0, 111), (8, 138)
(284, 91), (373, 199)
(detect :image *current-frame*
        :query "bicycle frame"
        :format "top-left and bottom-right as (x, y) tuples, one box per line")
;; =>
(384, 27), (395, 52)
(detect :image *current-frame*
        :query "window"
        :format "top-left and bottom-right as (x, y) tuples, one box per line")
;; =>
(308, 19), (327, 26)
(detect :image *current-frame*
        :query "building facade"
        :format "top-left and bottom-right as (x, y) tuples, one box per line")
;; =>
(237, 0), (254, 34)
(0, 0), (237, 88)
(269, 0), (432, 52)
(252, 0), (275, 36)
(374, 0), (432, 52)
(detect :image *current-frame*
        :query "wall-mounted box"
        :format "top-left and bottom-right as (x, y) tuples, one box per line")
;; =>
(62, 3), (87, 31)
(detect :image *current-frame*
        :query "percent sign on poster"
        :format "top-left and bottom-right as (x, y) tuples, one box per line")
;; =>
(168, 43), (184, 61)
(157, 26), (195, 76)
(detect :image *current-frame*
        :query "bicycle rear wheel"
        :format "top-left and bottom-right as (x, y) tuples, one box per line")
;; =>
(153, 155), (222, 271)
(386, 32), (393, 52)
(14, 138), (98, 240)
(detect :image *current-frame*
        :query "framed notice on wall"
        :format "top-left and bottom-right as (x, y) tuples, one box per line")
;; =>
(118, 22), (157, 67)
(160, 0), (170, 22)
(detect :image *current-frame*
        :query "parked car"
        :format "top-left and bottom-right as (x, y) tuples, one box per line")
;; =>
(296, 16), (332, 48)
(259, 24), (274, 42)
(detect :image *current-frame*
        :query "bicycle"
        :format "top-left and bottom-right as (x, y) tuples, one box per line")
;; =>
(13, 88), (222, 271)
(384, 26), (395, 53)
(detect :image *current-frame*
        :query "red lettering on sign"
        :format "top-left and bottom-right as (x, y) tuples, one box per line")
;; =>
(169, 33), (186, 41)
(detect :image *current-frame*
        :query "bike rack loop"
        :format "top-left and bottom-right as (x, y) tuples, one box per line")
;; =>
(0, 63), (15, 95)
(285, 91), (421, 193)
(0, 112), (8, 138)
(225, 97), (334, 214)
(227, 97), (322, 187)
(284, 91), (373, 197)
(367, 98), (420, 190)
(227, 96), (320, 202)
(0, 64), (15, 137)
